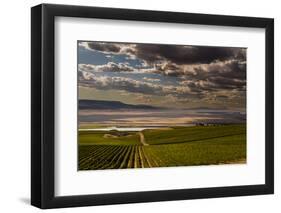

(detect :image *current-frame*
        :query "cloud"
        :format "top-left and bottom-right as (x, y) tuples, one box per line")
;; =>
(79, 59), (246, 99)
(79, 72), (200, 98)
(143, 77), (161, 83)
(80, 41), (246, 65)
(133, 45), (244, 65)
(181, 60), (246, 91)
(79, 42), (121, 53)
(78, 41), (246, 108)
(79, 62), (135, 72)
(79, 70), (246, 109)
(79, 42), (246, 92)
(79, 73), (161, 94)
(79, 41), (136, 58)
(140, 60), (246, 92)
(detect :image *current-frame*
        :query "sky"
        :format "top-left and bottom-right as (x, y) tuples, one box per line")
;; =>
(78, 41), (246, 110)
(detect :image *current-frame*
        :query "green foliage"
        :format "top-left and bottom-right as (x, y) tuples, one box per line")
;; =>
(143, 124), (246, 145)
(79, 131), (140, 145)
(78, 125), (246, 170)
(144, 134), (246, 166)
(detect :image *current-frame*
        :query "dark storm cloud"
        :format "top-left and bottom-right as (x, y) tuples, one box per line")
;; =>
(80, 41), (246, 65)
(133, 45), (243, 65)
(208, 60), (246, 79)
(143, 60), (246, 91)
(181, 60), (246, 92)
(235, 48), (247, 61)
(208, 77), (245, 89)
(86, 42), (121, 53)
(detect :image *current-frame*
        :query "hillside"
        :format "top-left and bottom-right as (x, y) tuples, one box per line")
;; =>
(79, 99), (161, 110)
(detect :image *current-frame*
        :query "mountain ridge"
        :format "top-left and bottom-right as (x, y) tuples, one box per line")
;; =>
(79, 99), (161, 110)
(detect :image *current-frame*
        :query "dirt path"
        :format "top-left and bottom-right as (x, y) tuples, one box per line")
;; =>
(138, 132), (149, 146)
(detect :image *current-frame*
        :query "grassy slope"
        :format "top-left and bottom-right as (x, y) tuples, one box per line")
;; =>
(143, 124), (246, 145)
(144, 134), (246, 166)
(79, 130), (140, 145)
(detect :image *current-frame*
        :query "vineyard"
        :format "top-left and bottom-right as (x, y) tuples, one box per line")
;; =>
(78, 124), (246, 170)
(79, 145), (161, 170)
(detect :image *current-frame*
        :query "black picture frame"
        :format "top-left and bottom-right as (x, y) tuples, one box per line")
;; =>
(31, 3), (274, 209)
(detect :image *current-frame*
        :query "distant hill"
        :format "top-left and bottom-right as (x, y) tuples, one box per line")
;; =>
(79, 99), (161, 110)
(187, 106), (228, 110)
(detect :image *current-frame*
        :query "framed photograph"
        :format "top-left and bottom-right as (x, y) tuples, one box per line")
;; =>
(31, 4), (274, 209)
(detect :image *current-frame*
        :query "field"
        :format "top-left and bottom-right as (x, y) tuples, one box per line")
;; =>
(78, 124), (246, 170)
